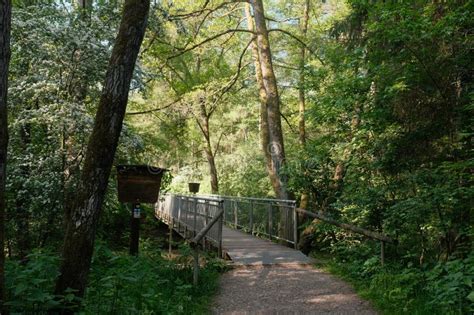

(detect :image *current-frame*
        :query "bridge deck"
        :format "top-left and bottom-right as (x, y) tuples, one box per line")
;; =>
(222, 226), (312, 266)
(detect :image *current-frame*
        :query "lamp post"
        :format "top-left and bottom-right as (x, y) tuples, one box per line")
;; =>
(117, 165), (166, 256)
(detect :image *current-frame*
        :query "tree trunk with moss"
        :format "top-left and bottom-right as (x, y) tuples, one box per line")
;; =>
(250, 0), (288, 201)
(54, 0), (150, 310)
(244, 3), (277, 193)
(0, 0), (11, 312)
(197, 101), (219, 194)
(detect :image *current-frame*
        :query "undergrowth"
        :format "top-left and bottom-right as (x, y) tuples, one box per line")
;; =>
(311, 248), (474, 315)
(5, 240), (224, 314)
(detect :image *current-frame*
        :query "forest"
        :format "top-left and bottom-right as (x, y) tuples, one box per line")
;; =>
(0, 0), (472, 314)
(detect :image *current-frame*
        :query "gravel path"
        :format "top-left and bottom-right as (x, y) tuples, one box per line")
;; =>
(211, 264), (377, 315)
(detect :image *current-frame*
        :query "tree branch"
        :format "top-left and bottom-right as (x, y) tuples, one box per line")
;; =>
(280, 111), (296, 133)
(213, 131), (226, 157)
(126, 97), (182, 115)
(268, 28), (325, 65)
(208, 38), (253, 115)
(167, 29), (255, 60)
(168, 1), (234, 20)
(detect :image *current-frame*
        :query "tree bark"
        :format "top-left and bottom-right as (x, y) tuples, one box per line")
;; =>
(0, 1), (11, 312)
(244, 4), (278, 191)
(250, 0), (288, 200)
(298, 0), (309, 146)
(198, 102), (219, 194)
(54, 0), (150, 308)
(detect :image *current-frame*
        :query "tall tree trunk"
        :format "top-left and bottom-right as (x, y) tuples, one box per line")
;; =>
(298, 0), (309, 146)
(198, 103), (219, 194)
(244, 4), (277, 191)
(204, 141), (218, 194)
(54, 0), (150, 308)
(250, 0), (288, 201)
(0, 1), (11, 312)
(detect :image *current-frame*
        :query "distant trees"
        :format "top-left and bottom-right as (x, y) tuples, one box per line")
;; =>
(54, 0), (150, 308)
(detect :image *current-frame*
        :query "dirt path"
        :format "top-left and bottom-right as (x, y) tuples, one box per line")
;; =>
(211, 264), (377, 315)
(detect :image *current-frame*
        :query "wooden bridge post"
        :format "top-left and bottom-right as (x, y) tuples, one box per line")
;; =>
(129, 203), (141, 256)
(193, 198), (197, 237)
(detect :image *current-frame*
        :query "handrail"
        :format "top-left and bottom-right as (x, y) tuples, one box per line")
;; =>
(296, 208), (394, 243)
(156, 194), (225, 285)
(201, 193), (296, 204)
(169, 193), (226, 203)
(295, 208), (395, 265)
(191, 208), (224, 245)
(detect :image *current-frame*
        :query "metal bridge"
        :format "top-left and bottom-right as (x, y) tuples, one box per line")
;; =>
(155, 194), (312, 282)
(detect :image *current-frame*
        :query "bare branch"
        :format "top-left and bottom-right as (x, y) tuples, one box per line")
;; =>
(168, 1), (234, 20)
(280, 111), (296, 133)
(167, 28), (255, 60)
(213, 131), (226, 157)
(126, 98), (182, 115)
(265, 16), (301, 23)
(208, 38), (253, 115)
(268, 28), (325, 65)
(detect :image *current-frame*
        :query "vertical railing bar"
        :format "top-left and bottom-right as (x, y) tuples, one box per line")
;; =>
(293, 205), (298, 249)
(193, 197), (197, 237)
(223, 199), (227, 224)
(217, 201), (223, 258)
(249, 200), (254, 235)
(169, 218), (173, 255)
(234, 200), (238, 228)
(268, 203), (273, 240)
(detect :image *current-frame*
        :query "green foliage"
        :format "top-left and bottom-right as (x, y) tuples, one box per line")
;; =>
(316, 246), (474, 314)
(4, 0), (473, 313)
(293, 2), (473, 312)
(84, 242), (220, 314)
(5, 242), (221, 313)
(426, 253), (474, 313)
(5, 249), (63, 311)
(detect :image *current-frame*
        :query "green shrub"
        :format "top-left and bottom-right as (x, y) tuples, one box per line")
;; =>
(4, 242), (221, 314)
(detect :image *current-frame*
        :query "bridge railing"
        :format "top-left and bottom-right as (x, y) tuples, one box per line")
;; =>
(156, 194), (224, 254)
(156, 194), (224, 285)
(201, 194), (298, 248)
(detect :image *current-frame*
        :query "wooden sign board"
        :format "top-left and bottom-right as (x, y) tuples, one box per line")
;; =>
(117, 165), (166, 203)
